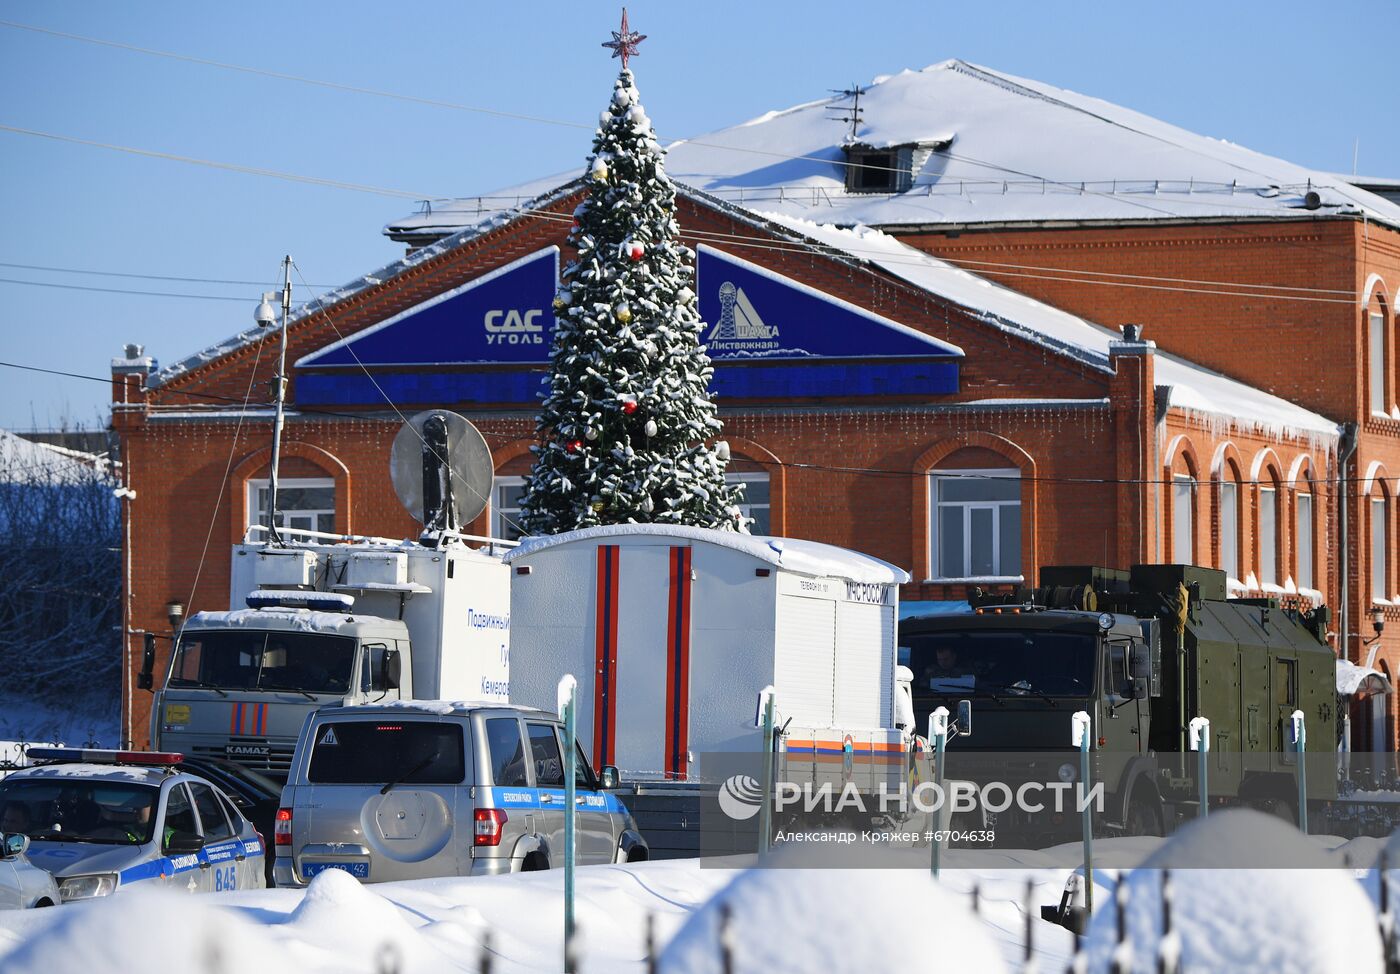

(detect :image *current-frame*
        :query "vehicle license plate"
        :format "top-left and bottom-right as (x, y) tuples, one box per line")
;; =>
(301, 861), (370, 879)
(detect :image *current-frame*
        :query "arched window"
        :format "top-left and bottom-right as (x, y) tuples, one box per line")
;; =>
(1371, 483), (1390, 603)
(929, 447), (1022, 580)
(1257, 466), (1281, 587)
(1218, 463), (1241, 582)
(1370, 294), (1391, 416)
(727, 470), (771, 535)
(1294, 472), (1315, 593)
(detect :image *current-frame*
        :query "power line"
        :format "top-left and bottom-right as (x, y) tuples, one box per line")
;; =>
(0, 20), (596, 133)
(4, 16), (1362, 223)
(0, 276), (250, 302)
(0, 21), (1376, 277)
(0, 260), (332, 288)
(0, 123), (431, 199)
(0, 358), (1338, 489)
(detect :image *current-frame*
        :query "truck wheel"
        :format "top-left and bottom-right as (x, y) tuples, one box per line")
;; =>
(1126, 792), (1164, 836)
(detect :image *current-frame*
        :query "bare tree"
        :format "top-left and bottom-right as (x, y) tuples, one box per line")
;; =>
(0, 432), (120, 708)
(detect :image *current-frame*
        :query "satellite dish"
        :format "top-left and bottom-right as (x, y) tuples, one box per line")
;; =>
(390, 410), (494, 532)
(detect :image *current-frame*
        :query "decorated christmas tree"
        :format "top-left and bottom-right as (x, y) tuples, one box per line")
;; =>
(519, 20), (743, 535)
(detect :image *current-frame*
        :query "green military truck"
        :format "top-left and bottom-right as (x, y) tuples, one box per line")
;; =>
(900, 564), (1336, 834)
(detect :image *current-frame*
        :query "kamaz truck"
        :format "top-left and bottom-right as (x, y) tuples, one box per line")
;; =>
(139, 536), (512, 777)
(137, 409), (513, 778)
(900, 564), (1337, 833)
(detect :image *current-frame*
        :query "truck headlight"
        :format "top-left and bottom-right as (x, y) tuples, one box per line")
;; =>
(1057, 763), (1078, 783)
(58, 873), (118, 901)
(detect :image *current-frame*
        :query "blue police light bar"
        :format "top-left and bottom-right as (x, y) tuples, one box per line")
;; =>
(26, 748), (184, 766)
(246, 590), (356, 611)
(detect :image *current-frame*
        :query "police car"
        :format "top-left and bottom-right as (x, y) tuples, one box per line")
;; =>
(0, 748), (266, 901)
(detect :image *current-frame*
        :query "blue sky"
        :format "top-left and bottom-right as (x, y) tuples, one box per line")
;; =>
(2, 0), (1397, 431)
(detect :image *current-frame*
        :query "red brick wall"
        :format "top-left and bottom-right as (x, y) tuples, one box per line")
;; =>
(111, 203), (1351, 746)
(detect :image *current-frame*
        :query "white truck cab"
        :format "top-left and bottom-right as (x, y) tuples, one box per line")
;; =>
(146, 535), (512, 778)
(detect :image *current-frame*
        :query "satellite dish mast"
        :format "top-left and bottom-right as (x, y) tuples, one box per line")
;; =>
(390, 410), (493, 547)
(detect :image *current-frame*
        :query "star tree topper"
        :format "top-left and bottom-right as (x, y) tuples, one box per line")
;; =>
(601, 8), (646, 69)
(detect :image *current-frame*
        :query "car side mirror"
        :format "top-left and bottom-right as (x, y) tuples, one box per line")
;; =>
(2, 833), (28, 858)
(137, 632), (156, 691)
(1131, 676), (1148, 700)
(956, 699), (973, 738)
(383, 649), (402, 691)
(599, 765), (620, 789)
(164, 831), (205, 855)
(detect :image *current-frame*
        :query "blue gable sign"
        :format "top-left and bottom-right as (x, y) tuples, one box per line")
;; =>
(294, 243), (961, 407)
(298, 247), (558, 368)
(697, 246), (962, 362)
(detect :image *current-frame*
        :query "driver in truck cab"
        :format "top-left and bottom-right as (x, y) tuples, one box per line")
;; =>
(923, 645), (973, 687)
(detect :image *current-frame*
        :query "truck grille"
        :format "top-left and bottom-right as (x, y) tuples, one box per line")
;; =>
(192, 741), (295, 775)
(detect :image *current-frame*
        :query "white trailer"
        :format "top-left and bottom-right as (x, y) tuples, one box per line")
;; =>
(503, 525), (913, 781)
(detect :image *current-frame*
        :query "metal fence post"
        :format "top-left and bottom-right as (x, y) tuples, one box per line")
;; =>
(1188, 716), (1210, 818)
(1072, 710), (1094, 915)
(757, 686), (776, 856)
(558, 675), (578, 972)
(1290, 709), (1308, 833)
(929, 706), (949, 879)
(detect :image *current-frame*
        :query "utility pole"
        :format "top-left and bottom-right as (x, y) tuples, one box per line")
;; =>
(264, 256), (293, 546)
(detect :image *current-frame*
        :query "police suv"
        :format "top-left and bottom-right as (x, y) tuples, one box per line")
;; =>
(0, 748), (266, 901)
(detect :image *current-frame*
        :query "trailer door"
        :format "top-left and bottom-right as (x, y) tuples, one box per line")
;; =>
(834, 600), (893, 729)
(775, 589), (836, 729)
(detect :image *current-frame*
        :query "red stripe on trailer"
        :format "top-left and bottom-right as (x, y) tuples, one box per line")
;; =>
(664, 546), (693, 779)
(255, 703), (266, 736)
(230, 702), (241, 735)
(592, 545), (620, 769)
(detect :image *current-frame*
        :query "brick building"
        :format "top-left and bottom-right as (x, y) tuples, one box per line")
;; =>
(114, 60), (1394, 751)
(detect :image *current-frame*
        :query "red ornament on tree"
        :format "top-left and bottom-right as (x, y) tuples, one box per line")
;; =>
(621, 400), (639, 415)
(628, 242), (645, 261)
(567, 439), (584, 452)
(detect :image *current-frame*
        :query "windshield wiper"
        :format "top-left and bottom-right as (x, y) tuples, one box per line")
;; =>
(980, 681), (1059, 708)
(380, 754), (438, 795)
(258, 682), (317, 701)
(168, 678), (228, 697)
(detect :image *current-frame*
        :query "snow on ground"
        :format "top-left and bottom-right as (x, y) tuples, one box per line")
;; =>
(1083, 811), (1384, 974)
(0, 824), (1395, 973)
(0, 857), (1083, 973)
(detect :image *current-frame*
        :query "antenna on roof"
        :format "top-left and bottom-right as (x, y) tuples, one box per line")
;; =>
(826, 83), (864, 142)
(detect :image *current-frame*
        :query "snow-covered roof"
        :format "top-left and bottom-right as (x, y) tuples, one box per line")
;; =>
(392, 59), (1400, 235)
(318, 700), (547, 716)
(504, 524), (911, 585)
(0, 429), (113, 484)
(184, 607), (401, 634)
(1337, 657), (1393, 696)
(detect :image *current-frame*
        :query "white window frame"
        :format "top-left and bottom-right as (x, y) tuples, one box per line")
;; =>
(491, 475), (526, 541)
(1172, 475), (1195, 564)
(1372, 311), (1387, 416)
(928, 467), (1023, 581)
(1296, 491), (1314, 592)
(1374, 495), (1389, 603)
(726, 471), (771, 535)
(246, 477), (335, 536)
(1219, 480), (1239, 582)
(1258, 486), (1277, 586)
